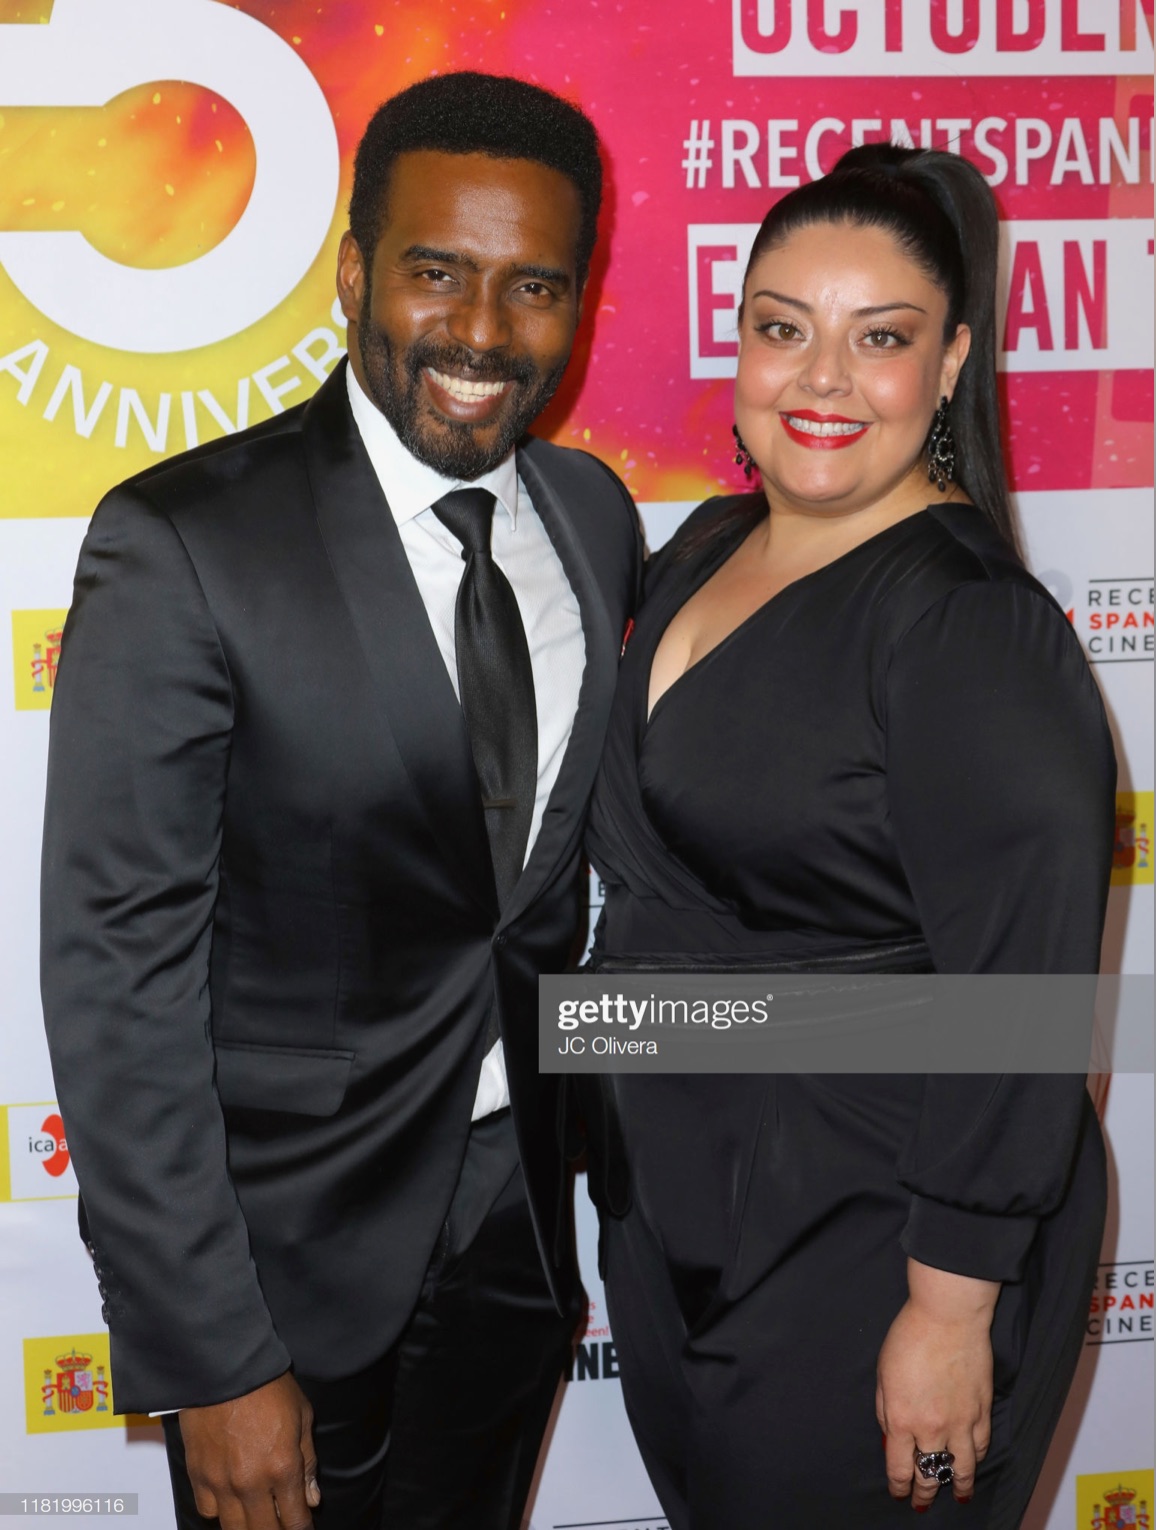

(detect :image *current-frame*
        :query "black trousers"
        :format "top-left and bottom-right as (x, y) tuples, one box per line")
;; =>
(164, 1111), (576, 1529)
(599, 1081), (1105, 1530)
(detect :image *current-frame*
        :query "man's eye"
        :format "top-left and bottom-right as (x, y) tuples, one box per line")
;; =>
(418, 268), (453, 284)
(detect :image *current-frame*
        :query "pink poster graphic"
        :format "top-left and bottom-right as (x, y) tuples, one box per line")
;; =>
(0, 0), (1150, 509)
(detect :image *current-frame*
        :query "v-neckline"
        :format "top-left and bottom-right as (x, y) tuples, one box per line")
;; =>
(644, 508), (932, 730)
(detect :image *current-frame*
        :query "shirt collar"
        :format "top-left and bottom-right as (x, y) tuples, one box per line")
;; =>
(345, 362), (519, 529)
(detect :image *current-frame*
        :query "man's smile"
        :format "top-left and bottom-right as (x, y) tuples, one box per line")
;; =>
(422, 366), (515, 422)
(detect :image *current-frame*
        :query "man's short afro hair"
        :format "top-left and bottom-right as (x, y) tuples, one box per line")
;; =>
(349, 71), (603, 286)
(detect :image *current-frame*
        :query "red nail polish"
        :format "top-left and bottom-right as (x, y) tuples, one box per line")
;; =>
(914, 1506), (930, 1515)
(956, 1496), (973, 1504)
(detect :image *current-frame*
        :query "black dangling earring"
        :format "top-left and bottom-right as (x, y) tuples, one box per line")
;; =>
(926, 395), (955, 493)
(732, 424), (755, 479)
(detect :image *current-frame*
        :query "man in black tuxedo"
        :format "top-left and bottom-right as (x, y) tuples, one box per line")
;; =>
(40, 72), (640, 1530)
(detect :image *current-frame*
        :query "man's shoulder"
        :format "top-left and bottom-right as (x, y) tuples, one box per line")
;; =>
(119, 400), (310, 511)
(519, 434), (632, 505)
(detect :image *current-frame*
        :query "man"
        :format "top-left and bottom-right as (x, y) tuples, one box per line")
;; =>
(41, 72), (640, 1530)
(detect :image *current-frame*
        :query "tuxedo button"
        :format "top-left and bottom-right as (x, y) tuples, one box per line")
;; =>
(493, 932), (508, 949)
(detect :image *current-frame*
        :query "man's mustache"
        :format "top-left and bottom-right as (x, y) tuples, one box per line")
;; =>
(403, 339), (536, 388)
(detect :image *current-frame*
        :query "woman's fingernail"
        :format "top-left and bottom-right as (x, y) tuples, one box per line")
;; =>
(914, 1506), (930, 1515)
(956, 1496), (973, 1505)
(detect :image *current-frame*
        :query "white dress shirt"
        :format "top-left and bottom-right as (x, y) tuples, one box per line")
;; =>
(345, 364), (586, 1118)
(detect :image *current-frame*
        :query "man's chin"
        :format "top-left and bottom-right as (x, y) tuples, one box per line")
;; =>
(403, 412), (517, 481)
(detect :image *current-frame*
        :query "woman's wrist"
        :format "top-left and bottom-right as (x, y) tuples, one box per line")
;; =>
(905, 1256), (1000, 1328)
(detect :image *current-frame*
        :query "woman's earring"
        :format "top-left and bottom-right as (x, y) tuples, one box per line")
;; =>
(732, 424), (756, 480)
(926, 396), (955, 492)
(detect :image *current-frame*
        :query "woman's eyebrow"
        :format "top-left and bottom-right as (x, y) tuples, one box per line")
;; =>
(750, 288), (927, 318)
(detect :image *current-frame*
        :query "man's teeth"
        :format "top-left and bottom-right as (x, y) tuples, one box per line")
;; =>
(785, 415), (867, 436)
(427, 368), (508, 402)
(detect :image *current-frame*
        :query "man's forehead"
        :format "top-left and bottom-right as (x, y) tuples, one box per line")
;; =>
(382, 150), (579, 220)
(375, 149), (582, 267)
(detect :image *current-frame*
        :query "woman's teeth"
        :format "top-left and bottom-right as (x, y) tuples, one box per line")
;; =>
(784, 415), (867, 436)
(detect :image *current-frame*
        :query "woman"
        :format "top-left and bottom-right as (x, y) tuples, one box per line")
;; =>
(582, 145), (1115, 1527)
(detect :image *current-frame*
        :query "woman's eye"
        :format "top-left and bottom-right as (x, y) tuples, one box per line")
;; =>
(760, 321), (801, 341)
(864, 328), (904, 348)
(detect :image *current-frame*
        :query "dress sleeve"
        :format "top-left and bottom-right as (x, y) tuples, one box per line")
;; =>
(884, 578), (1115, 1281)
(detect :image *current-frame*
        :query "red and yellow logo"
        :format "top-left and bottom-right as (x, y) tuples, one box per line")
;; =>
(23, 1333), (156, 1433)
(1112, 792), (1154, 886)
(11, 607), (68, 709)
(1078, 1470), (1153, 1528)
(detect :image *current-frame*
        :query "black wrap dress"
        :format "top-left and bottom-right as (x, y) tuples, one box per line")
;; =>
(582, 499), (1116, 1528)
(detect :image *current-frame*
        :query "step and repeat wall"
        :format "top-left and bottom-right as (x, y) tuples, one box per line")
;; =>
(1, 2), (1152, 1526)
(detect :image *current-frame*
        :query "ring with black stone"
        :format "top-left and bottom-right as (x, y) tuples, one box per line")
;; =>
(914, 1448), (956, 1486)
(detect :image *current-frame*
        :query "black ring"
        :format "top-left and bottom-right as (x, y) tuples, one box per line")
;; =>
(914, 1448), (955, 1486)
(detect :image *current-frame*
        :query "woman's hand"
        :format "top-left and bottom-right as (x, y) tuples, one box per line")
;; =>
(876, 1258), (999, 1510)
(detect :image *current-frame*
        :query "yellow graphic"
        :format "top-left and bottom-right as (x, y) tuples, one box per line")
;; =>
(0, 17), (347, 521)
(23, 1333), (156, 1433)
(1113, 792), (1154, 886)
(11, 608), (68, 709)
(0, 81), (254, 271)
(1078, 1469), (1153, 1528)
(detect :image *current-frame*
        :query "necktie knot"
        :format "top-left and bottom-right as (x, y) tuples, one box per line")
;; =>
(431, 488), (498, 559)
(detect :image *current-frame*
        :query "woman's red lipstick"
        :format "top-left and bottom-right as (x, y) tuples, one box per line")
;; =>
(780, 410), (870, 449)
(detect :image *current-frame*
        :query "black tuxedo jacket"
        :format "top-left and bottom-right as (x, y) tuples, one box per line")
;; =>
(40, 362), (641, 1414)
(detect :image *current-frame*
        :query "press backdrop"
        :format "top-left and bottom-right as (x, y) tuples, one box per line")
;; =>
(0, 3), (1152, 1527)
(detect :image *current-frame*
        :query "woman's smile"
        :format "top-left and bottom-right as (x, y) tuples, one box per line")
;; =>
(779, 410), (871, 448)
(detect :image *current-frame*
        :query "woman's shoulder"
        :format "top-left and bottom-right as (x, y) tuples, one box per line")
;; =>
(923, 502), (1031, 584)
(882, 502), (1065, 639)
(877, 504), (1098, 702)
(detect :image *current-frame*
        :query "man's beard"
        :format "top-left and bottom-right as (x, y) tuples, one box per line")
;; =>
(356, 304), (569, 480)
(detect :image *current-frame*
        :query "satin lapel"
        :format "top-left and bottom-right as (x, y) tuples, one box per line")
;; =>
(504, 443), (618, 928)
(301, 366), (497, 918)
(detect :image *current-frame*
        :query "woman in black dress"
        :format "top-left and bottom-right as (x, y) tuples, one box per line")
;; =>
(582, 145), (1115, 1526)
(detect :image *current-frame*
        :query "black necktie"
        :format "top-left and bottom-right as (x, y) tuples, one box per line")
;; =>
(431, 488), (538, 917)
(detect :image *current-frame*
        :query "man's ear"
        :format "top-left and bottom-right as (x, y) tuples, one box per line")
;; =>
(336, 232), (367, 328)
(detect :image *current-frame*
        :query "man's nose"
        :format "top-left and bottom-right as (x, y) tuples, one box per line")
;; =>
(446, 285), (512, 353)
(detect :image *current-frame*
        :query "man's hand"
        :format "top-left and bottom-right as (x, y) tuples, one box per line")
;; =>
(876, 1259), (999, 1511)
(180, 1372), (319, 1530)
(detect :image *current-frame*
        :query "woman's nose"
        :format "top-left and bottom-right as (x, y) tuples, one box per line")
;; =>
(797, 335), (851, 397)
